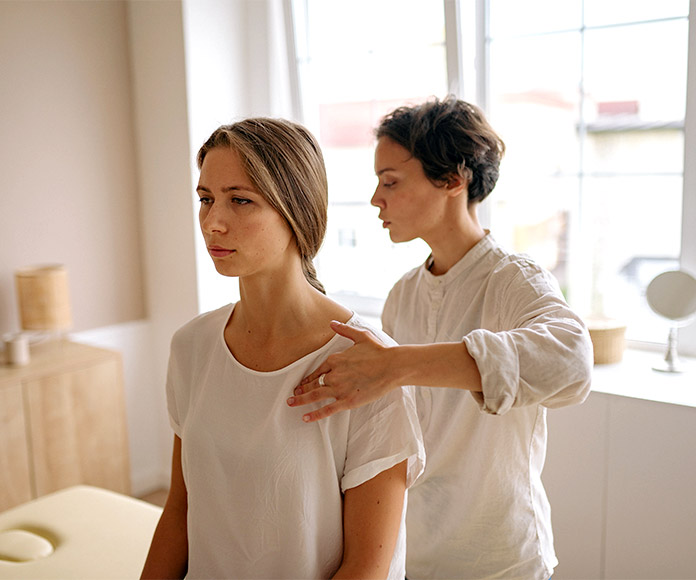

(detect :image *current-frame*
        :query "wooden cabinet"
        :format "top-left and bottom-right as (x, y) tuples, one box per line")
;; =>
(0, 340), (130, 512)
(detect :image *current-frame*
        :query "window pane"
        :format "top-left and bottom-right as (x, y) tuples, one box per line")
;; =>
(293, 0), (445, 307)
(581, 175), (682, 342)
(583, 20), (688, 129)
(489, 0), (582, 36)
(584, 128), (684, 176)
(489, 175), (579, 297)
(489, 31), (582, 178)
(583, 0), (689, 27)
(299, 0), (447, 107)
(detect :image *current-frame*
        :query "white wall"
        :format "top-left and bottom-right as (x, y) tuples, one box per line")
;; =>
(0, 0), (203, 495)
(125, 0), (200, 491)
(0, 0), (166, 495)
(0, 0), (145, 334)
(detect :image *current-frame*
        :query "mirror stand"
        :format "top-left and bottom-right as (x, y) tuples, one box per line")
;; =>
(646, 269), (696, 375)
(653, 327), (683, 373)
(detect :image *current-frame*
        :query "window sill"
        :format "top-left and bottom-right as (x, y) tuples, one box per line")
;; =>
(591, 347), (696, 408)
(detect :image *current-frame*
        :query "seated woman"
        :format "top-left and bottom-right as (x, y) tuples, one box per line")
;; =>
(140, 118), (424, 580)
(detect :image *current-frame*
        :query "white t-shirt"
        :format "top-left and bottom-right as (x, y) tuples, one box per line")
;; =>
(382, 233), (593, 580)
(166, 304), (425, 579)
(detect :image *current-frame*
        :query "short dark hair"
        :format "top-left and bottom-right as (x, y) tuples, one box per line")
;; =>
(376, 95), (505, 204)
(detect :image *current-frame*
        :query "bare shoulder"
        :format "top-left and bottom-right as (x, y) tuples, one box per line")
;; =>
(317, 293), (353, 325)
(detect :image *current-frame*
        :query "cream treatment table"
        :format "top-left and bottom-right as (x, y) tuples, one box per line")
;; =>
(0, 486), (162, 579)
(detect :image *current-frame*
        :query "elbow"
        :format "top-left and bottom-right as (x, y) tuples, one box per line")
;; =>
(575, 325), (595, 390)
(546, 332), (594, 408)
(531, 320), (594, 409)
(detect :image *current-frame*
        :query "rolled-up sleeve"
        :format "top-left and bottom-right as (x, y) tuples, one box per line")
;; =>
(465, 262), (593, 415)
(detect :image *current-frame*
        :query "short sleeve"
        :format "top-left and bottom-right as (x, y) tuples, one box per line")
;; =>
(166, 325), (197, 438)
(340, 385), (425, 492)
(165, 340), (183, 437)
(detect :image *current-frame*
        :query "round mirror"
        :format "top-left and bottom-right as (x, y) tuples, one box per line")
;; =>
(646, 269), (696, 324)
(645, 269), (696, 373)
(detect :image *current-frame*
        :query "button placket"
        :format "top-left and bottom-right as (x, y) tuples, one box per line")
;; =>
(426, 280), (445, 341)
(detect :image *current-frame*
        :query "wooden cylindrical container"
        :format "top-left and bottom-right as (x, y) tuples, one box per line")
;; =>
(586, 319), (626, 365)
(15, 265), (73, 331)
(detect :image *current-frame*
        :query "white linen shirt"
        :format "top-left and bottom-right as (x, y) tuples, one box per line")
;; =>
(167, 304), (425, 579)
(382, 233), (593, 580)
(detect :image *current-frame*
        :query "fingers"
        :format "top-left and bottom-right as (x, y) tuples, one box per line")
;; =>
(287, 384), (342, 422)
(299, 363), (330, 389)
(331, 320), (388, 347)
(287, 385), (333, 408)
(329, 320), (370, 344)
(300, 401), (343, 423)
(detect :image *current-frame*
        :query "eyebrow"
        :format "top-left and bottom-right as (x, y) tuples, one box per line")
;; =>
(196, 185), (255, 194)
(376, 168), (396, 176)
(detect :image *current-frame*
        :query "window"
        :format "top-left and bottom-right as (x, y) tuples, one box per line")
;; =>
(292, 0), (694, 350)
(292, 0), (446, 319)
(486, 0), (690, 345)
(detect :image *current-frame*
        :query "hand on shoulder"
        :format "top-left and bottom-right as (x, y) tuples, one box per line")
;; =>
(287, 320), (399, 422)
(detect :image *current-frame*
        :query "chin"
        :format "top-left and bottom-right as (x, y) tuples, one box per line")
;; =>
(388, 231), (415, 244)
(211, 262), (240, 278)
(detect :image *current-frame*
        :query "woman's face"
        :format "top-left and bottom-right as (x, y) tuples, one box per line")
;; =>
(371, 137), (450, 244)
(197, 146), (297, 279)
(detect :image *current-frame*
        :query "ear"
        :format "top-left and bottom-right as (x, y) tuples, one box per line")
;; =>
(444, 174), (467, 198)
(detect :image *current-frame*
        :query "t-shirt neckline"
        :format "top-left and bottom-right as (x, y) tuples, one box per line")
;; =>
(218, 302), (357, 377)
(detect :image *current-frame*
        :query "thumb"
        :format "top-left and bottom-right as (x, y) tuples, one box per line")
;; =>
(329, 320), (369, 344)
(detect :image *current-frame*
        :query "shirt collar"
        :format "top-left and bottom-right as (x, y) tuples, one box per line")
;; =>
(422, 231), (497, 287)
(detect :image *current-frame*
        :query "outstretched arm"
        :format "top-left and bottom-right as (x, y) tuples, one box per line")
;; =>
(333, 460), (408, 579)
(287, 321), (481, 422)
(141, 435), (189, 579)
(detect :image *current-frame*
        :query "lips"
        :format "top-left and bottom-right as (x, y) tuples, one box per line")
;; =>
(207, 245), (235, 258)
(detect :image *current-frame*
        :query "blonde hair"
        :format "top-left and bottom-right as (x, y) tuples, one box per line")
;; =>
(197, 118), (327, 294)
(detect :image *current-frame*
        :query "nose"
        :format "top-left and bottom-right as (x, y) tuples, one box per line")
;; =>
(200, 201), (227, 234)
(371, 186), (385, 209)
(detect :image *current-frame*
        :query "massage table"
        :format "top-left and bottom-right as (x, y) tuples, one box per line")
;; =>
(0, 485), (162, 579)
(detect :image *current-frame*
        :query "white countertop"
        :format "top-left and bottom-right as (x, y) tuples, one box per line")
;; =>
(591, 347), (696, 408)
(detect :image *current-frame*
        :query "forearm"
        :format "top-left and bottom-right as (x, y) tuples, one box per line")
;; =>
(388, 341), (482, 391)
(141, 435), (189, 579)
(140, 503), (188, 579)
(288, 324), (481, 420)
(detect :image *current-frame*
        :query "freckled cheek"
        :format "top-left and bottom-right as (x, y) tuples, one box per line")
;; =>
(238, 223), (281, 251)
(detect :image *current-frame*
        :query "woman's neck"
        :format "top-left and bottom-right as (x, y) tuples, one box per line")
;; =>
(226, 266), (352, 372)
(235, 268), (321, 338)
(425, 202), (485, 276)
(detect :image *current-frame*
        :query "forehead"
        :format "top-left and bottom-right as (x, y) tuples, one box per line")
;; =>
(374, 137), (420, 173)
(199, 147), (251, 182)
